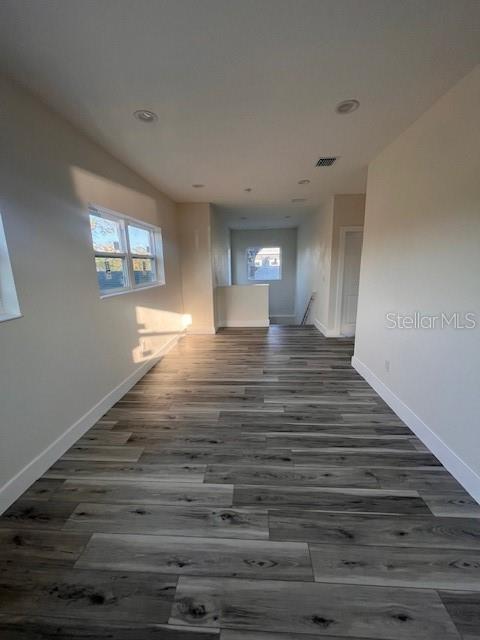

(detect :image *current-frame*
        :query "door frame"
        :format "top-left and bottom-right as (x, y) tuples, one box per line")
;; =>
(334, 226), (363, 335)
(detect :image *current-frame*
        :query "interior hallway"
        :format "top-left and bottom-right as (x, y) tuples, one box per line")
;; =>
(0, 326), (479, 639)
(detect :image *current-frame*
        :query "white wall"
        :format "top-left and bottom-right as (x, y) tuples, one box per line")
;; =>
(309, 201), (335, 334)
(0, 76), (185, 511)
(327, 194), (365, 330)
(294, 219), (310, 324)
(211, 206), (232, 330)
(231, 228), (297, 324)
(354, 65), (480, 499)
(295, 209), (321, 325)
(177, 203), (215, 335)
(216, 285), (269, 327)
(211, 206), (231, 288)
(295, 196), (365, 333)
(295, 200), (334, 329)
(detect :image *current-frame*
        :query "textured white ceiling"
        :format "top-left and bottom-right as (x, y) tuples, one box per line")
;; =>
(0, 0), (479, 206)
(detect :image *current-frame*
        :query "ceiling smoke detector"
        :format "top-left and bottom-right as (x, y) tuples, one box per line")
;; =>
(315, 157), (337, 167)
(298, 179), (310, 185)
(133, 109), (158, 123)
(244, 187), (253, 192)
(335, 99), (360, 115)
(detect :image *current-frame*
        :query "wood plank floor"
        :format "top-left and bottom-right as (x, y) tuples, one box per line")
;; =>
(1, 326), (479, 639)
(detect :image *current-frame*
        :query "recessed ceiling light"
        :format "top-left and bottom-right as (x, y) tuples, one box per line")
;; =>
(133, 109), (158, 123)
(298, 179), (310, 185)
(335, 99), (360, 115)
(192, 184), (205, 188)
(244, 188), (253, 192)
(292, 198), (307, 203)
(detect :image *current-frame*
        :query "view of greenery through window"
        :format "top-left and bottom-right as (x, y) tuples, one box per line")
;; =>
(247, 246), (281, 281)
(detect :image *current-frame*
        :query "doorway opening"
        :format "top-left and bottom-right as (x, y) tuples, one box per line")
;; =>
(335, 226), (364, 337)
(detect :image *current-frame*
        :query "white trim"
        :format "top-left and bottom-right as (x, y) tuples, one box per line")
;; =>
(352, 355), (480, 504)
(0, 312), (23, 323)
(219, 319), (270, 328)
(89, 204), (165, 298)
(99, 282), (165, 300)
(0, 333), (183, 514)
(313, 317), (340, 337)
(334, 226), (363, 336)
(0, 213), (21, 321)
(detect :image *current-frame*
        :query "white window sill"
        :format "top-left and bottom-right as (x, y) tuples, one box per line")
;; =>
(100, 282), (165, 300)
(0, 311), (23, 323)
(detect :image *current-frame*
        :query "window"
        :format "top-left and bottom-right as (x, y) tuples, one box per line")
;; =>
(0, 214), (21, 322)
(247, 246), (282, 281)
(89, 205), (165, 297)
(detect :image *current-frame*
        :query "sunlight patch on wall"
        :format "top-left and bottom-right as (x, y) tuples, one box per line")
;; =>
(69, 167), (160, 225)
(132, 306), (186, 363)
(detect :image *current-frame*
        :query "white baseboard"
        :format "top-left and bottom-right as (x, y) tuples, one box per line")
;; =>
(352, 355), (480, 503)
(219, 319), (270, 327)
(313, 317), (341, 337)
(0, 333), (183, 514)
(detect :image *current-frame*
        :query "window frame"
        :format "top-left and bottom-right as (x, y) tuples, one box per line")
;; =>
(89, 204), (165, 298)
(246, 246), (282, 282)
(127, 224), (159, 288)
(0, 213), (22, 323)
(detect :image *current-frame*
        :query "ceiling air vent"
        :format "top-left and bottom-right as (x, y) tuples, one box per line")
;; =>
(316, 157), (337, 167)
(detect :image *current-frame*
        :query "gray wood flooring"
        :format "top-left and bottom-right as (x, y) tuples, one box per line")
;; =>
(0, 326), (478, 639)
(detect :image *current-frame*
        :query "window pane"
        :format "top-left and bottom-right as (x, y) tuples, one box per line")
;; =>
(132, 257), (156, 286)
(95, 257), (127, 292)
(0, 214), (21, 320)
(128, 225), (153, 255)
(247, 247), (281, 281)
(90, 214), (123, 253)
